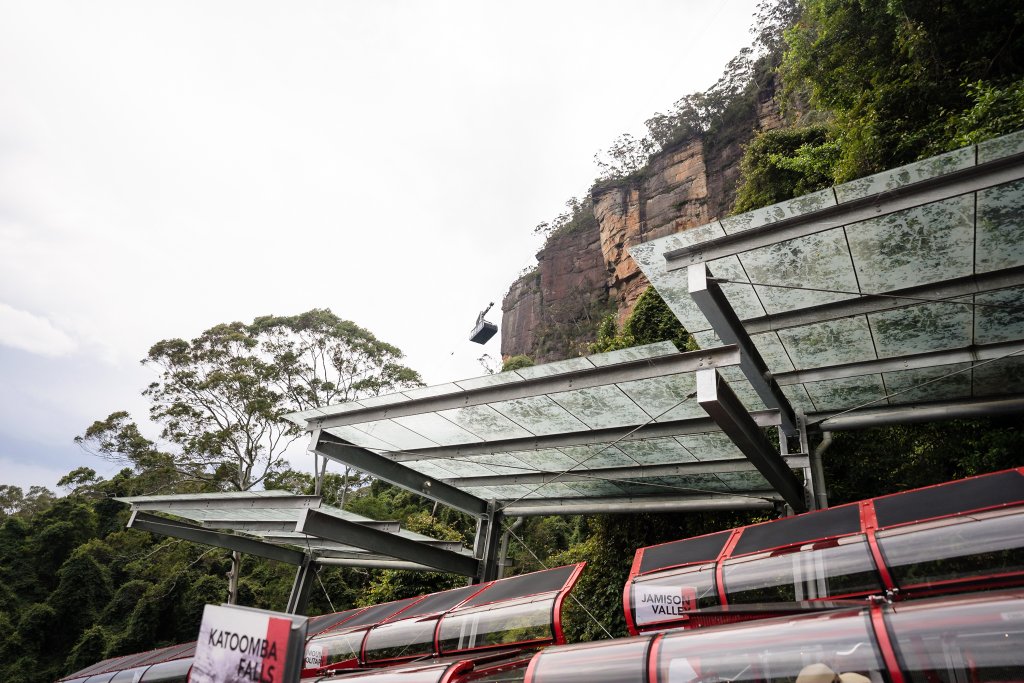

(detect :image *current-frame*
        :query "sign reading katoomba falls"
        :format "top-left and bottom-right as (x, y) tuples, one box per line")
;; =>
(191, 604), (308, 683)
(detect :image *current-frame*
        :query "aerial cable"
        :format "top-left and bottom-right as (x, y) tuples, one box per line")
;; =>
(501, 520), (615, 641)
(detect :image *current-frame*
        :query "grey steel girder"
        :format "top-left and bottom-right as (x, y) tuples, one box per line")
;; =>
(741, 267), (1024, 335)
(812, 396), (1024, 431)
(775, 340), (1024, 386)
(313, 433), (488, 517)
(308, 345), (743, 430)
(296, 508), (480, 577)
(501, 493), (779, 516)
(442, 455), (810, 488)
(664, 148), (1024, 268)
(200, 519), (402, 533)
(119, 494), (321, 511)
(127, 510), (306, 565)
(690, 265), (799, 436)
(696, 368), (806, 511)
(316, 558), (438, 571)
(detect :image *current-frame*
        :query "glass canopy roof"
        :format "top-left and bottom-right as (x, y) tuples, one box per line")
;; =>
(288, 342), (797, 511)
(117, 491), (471, 561)
(630, 130), (1024, 418)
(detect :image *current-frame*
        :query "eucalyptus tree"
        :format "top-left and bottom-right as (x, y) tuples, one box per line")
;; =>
(79, 308), (422, 602)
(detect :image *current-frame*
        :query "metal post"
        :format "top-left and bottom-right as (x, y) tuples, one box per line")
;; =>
(286, 554), (316, 615)
(496, 517), (523, 579)
(475, 500), (503, 584)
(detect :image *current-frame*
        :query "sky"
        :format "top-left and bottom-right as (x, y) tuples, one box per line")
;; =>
(0, 0), (762, 493)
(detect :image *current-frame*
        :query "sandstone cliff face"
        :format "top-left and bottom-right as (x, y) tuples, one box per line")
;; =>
(501, 82), (784, 363)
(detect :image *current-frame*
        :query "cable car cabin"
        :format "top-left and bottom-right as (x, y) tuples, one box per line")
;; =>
(625, 467), (1024, 634)
(469, 303), (498, 344)
(527, 588), (1024, 683)
(303, 563), (584, 678)
(52, 565), (583, 683)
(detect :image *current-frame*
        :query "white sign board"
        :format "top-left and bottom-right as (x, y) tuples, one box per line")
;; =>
(191, 604), (298, 683)
(634, 584), (697, 625)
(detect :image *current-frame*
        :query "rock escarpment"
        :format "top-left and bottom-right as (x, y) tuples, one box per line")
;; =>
(501, 82), (783, 363)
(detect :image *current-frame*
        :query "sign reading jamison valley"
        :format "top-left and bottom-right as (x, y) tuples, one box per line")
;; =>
(191, 604), (301, 683)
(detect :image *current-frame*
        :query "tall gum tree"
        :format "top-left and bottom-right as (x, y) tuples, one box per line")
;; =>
(79, 308), (422, 603)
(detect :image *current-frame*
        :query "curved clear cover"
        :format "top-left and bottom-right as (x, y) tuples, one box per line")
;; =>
(438, 594), (557, 653)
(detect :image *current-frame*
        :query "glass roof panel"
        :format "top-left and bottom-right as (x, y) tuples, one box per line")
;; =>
(674, 432), (744, 461)
(615, 374), (704, 422)
(846, 194), (975, 292)
(882, 364), (973, 404)
(326, 425), (398, 451)
(978, 129), (1024, 163)
(720, 187), (836, 234)
(867, 300), (974, 358)
(834, 146), (974, 203)
(738, 228), (860, 314)
(435, 405), (534, 441)
(587, 341), (679, 366)
(615, 437), (698, 466)
(976, 179), (1024, 273)
(802, 374), (887, 412)
(974, 287), (1024, 344)
(454, 371), (525, 391)
(564, 480), (627, 497)
(505, 448), (579, 471)
(489, 396), (590, 435)
(716, 470), (772, 491)
(653, 473), (734, 493)
(557, 445), (636, 469)
(406, 460), (461, 479)
(351, 420), (440, 450)
(515, 357), (594, 379)
(460, 454), (533, 477)
(776, 316), (877, 370)
(548, 385), (651, 429)
(707, 255), (766, 319)
(973, 356), (1024, 396)
(389, 413), (479, 447)
(750, 332), (796, 372)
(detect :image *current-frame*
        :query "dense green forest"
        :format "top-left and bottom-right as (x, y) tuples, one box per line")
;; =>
(3, 1), (1024, 681)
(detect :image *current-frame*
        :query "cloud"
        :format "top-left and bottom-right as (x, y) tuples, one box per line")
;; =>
(0, 302), (76, 357)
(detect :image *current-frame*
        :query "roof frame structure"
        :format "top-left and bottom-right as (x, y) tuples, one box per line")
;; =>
(663, 144), (1024, 269)
(308, 344), (743, 430)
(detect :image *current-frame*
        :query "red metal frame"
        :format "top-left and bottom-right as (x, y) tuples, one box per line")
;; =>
(869, 602), (905, 683)
(439, 660), (476, 683)
(625, 467), (1024, 634)
(647, 632), (664, 683)
(552, 562), (587, 644)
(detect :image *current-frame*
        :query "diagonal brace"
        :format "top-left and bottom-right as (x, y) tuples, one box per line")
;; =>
(313, 432), (488, 517)
(697, 368), (806, 511)
(689, 264), (799, 436)
(128, 510), (306, 565)
(296, 508), (479, 577)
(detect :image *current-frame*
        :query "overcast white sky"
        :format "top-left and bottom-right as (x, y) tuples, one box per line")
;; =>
(0, 0), (761, 493)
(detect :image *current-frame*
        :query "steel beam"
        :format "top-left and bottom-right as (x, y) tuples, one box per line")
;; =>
(502, 493), (778, 516)
(742, 267), (1024, 335)
(665, 149), (1024, 268)
(309, 345), (743, 430)
(811, 396), (1024, 431)
(442, 455), (809, 487)
(314, 434), (488, 517)
(316, 558), (438, 571)
(200, 519), (402, 533)
(127, 511), (306, 565)
(776, 340), (1024, 386)
(697, 368), (806, 511)
(253, 533), (465, 553)
(117, 493), (322, 511)
(382, 411), (783, 462)
(476, 501), (503, 584)
(296, 508), (480, 577)
(690, 265), (799, 436)
(286, 556), (316, 614)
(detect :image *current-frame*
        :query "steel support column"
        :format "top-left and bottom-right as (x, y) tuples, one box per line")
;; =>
(689, 264), (799, 436)
(286, 555), (316, 615)
(474, 500), (503, 584)
(696, 368), (806, 512)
